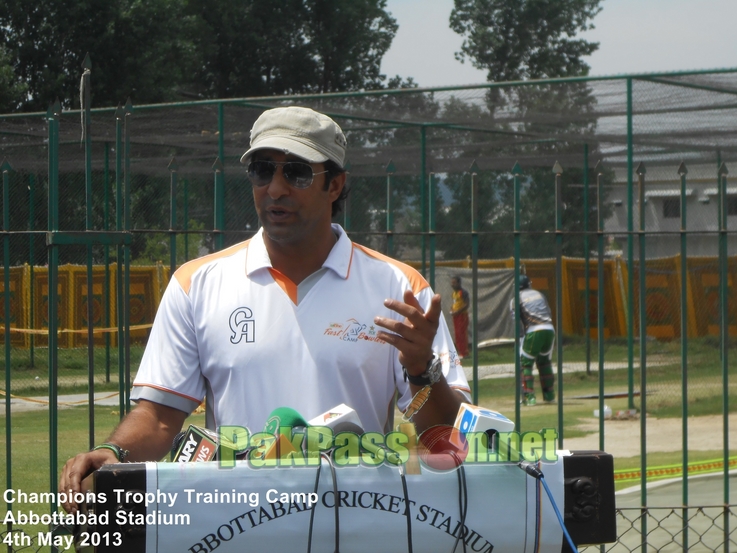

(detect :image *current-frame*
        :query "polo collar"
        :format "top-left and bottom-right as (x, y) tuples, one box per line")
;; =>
(245, 224), (352, 280)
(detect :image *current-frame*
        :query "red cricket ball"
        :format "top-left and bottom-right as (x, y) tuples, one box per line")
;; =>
(417, 425), (469, 472)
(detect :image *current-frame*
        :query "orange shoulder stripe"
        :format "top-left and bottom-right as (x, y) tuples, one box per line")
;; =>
(352, 243), (429, 295)
(174, 240), (251, 294)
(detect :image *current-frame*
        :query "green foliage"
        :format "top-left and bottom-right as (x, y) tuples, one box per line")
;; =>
(135, 219), (206, 265)
(0, 45), (27, 111)
(0, 0), (400, 110)
(449, 0), (603, 82)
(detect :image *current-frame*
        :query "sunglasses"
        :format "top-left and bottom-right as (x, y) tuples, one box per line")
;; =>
(247, 160), (328, 189)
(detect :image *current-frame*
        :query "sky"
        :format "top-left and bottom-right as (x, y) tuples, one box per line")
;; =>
(381, 0), (737, 88)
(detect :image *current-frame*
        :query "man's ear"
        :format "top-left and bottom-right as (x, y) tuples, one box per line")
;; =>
(327, 172), (347, 201)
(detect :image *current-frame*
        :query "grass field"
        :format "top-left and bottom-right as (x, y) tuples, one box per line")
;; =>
(1, 334), (735, 549)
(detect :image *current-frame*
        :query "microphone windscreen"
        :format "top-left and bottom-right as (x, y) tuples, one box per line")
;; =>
(263, 407), (309, 434)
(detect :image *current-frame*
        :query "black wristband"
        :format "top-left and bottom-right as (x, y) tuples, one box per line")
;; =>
(93, 443), (129, 462)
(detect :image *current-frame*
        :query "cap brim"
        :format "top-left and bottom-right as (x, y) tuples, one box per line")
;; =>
(240, 136), (329, 165)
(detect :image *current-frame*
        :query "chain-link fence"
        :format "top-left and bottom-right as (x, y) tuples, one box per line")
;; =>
(1, 69), (737, 551)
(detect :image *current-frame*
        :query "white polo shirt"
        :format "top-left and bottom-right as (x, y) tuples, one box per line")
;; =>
(132, 224), (470, 434)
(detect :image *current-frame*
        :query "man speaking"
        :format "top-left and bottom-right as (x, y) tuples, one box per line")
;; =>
(59, 106), (470, 511)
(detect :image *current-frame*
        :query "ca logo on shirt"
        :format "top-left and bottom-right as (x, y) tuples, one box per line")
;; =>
(229, 307), (255, 344)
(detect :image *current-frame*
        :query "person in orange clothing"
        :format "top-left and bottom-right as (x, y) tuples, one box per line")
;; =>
(449, 275), (469, 359)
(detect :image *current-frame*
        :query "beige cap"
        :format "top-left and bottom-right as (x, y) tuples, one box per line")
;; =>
(240, 106), (347, 168)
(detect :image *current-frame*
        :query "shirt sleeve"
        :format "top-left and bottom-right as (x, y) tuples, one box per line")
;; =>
(130, 278), (205, 414)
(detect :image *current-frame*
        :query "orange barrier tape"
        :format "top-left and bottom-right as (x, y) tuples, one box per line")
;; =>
(0, 324), (153, 335)
(615, 457), (737, 482)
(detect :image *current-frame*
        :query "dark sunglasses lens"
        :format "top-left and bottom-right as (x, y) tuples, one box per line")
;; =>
(248, 161), (275, 186)
(283, 162), (314, 188)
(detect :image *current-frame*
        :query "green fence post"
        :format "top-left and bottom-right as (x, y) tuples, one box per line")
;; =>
(103, 144), (110, 382)
(470, 160), (480, 404)
(553, 161), (564, 446)
(343, 162), (351, 232)
(677, 161), (689, 553)
(213, 157), (224, 251)
(429, 171), (436, 290)
(420, 126), (427, 277)
(513, 161), (523, 427)
(114, 105), (125, 418)
(718, 162), (729, 553)
(636, 161), (648, 552)
(169, 158), (178, 278)
(183, 178), (190, 261)
(124, 98), (133, 413)
(3, 159), (13, 532)
(626, 79), (635, 412)
(583, 144), (591, 375)
(386, 160), (395, 258)
(47, 99), (61, 508)
(595, 161), (606, 452)
(28, 173), (36, 368)
(82, 53), (96, 449)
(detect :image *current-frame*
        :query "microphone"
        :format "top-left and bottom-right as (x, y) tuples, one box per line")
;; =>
(172, 425), (221, 463)
(261, 407), (310, 461)
(452, 403), (515, 451)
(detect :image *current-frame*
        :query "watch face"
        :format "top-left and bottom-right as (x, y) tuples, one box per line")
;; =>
(428, 358), (442, 384)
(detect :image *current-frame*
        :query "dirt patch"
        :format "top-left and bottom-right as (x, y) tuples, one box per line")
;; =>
(563, 413), (737, 458)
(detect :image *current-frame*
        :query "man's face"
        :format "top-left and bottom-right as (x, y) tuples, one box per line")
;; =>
(250, 149), (343, 245)
(451, 278), (460, 291)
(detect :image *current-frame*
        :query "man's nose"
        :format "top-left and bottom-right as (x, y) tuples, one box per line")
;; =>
(266, 166), (291, 198)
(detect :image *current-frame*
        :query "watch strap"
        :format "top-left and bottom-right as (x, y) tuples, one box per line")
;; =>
(93, 443), (129, 462)
(403, 355), (441, 386)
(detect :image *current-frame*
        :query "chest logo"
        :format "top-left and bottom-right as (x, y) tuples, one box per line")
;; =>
(323, 319), (384, 344)
(229, 307), (255, 344)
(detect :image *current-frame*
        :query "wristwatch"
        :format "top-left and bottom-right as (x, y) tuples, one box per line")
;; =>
(403, 355), (442, 386)
(93, 442), (130, 462)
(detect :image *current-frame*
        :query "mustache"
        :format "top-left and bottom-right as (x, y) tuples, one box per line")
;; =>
(260, 199), (297, 211)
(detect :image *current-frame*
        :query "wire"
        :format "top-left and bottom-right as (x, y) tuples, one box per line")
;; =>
(306, 452), (341, 553)
(398, 464), (413, 553)
(451, 459), (468, 553)
(517, 462), (579, 553)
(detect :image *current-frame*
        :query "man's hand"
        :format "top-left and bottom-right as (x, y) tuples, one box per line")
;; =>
(59, 449), (119, 513)
(374, 289), (441, 375)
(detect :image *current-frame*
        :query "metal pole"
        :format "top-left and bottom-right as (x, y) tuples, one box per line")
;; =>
(48, 99), (61, 508)
(718, 162), (729, 553)
(636, 161), (648, 552)
(103, 144), (110, 382)
(213, 158), (224, 251)
(114, 105), (125, 419)
(596, 161), (606, 452)
(513, 162), (523, 427)
(583, 144), (591, 375)
(169, 158), (178, 278)
(123, 99), (132, 413)
(470, 161), (480, 404)
(626, 78), (635, 411)
(183, 179), (190, 261)
(28, 174), (36, 368)
(82, 53), (95, 449)
(429, 172), (436, 290)
(678, 161), (689, 553)
(420, 126), (427, 277)
(553, 161), (564, 446)
(3, 159), (13, 535)
(386, 161), (395, 258)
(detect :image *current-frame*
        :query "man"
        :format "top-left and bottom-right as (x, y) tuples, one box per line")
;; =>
(60, 106), (469, 511)
(449, 275), (469, 359)
(509, 275), (555, 406)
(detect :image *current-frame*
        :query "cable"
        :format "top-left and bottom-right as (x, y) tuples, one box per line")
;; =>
(517, 461), (579, 553)
(451, 458), (468, 553)
(306, 452), (341, 553)
(398, 465), (413, 553)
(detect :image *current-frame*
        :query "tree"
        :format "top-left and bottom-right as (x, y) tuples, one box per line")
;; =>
(449, 0), (602, 82)
(0, 45), (27, 112)
(0, 0), (201, 111)
(444, 0), (606, 259)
